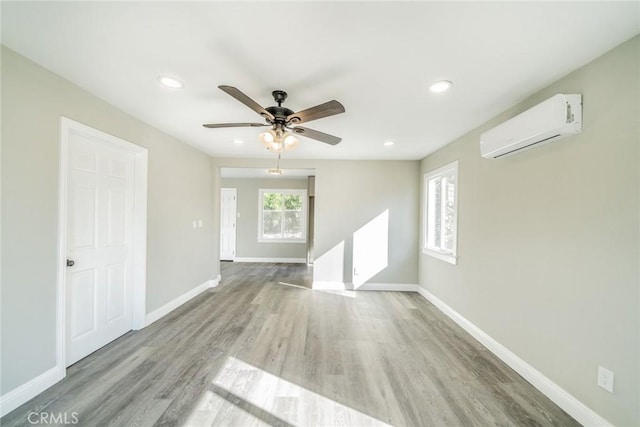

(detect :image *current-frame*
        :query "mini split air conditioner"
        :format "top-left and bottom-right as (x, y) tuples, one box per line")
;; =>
(480, 94), (582, 159)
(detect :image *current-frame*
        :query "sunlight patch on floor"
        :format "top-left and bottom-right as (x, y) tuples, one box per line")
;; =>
(315, 289), (357, 298)
(186, 356), (391, 426)
(276, 281), (310, 290)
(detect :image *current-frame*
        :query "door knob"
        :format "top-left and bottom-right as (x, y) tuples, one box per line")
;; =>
(66, 259), (75, 267)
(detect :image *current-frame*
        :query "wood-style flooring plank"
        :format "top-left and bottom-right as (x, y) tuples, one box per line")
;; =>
(1, 262), (579, 427)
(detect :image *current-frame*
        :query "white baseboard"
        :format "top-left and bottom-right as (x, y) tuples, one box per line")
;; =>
(234, 257), (307, 264)
(356, 283), (419, 292)
(0, 366), (62, 417)
(145, 275), (221, 327)
(415, 286), (612, 427)
(312, 282), (419, 292)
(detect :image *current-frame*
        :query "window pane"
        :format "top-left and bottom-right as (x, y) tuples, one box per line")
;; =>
(432, 177), (442, 249)
(263, 193), (283, 210)
(283, 194), (302, 210)
(263, 211), (283, 238)
(283, 211), (303, 239)
(443, 175), (456, 253)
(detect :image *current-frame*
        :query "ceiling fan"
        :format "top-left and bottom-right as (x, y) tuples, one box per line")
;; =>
(203, 85), (345, 152)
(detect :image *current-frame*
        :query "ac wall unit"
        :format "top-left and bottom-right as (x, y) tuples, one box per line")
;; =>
(480, 94), (582, 159)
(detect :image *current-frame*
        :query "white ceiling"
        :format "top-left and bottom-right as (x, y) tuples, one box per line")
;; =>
(2, 2), (638, 160)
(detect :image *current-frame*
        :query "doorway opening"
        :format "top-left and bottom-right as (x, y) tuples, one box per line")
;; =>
(219, 167), (316, 265)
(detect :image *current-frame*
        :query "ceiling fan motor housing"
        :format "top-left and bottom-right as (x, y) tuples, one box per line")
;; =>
(265, 90), (301, 124)
(272, 90), (287, 105)
(204, 85), (343, 145)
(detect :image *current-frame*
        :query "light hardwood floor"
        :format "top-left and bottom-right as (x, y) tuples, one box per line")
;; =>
(2, 262), (578, 426)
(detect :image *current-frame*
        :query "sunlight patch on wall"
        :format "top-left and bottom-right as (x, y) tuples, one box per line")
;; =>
(352, 210), (389, 289)
(312, 240), (345, 288)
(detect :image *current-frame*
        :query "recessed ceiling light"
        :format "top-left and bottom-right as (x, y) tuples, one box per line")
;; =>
(233, 139), (244, 145)
(429, 80), (453, 93)
(383, 141), (395, 147)
(158, 76), (183, 89)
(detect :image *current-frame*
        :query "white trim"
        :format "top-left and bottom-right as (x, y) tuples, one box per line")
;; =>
(131, 149), (148, 330)
(57, 117), (148, 375)
(414, 286), (612, 427)
(311, 282), (419, 292)
(234, 257), (306, 264)
(56, 120), (70, 380)
(356, 283), (419, 292)
(421, 248), (458, 265)
(145, 276), (221, 327)
(422, 160), (459, 264)
(0, 367), (61, 417)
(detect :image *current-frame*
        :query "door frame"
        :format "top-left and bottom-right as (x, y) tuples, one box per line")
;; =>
(56, 117), (148, 378)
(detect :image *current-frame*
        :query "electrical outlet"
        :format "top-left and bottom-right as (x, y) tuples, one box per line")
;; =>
(597, 366), (614, 393)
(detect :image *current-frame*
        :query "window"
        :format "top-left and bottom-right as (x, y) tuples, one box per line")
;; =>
(423, 161), (458, 264)
(258, 189), (307, 242)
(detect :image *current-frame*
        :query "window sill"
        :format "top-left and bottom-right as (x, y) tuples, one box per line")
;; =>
(422, 248), (457, 265)
(258, 239), (307, 244)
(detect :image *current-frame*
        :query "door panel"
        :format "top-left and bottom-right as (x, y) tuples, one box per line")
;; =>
(69, 269), (97, 339)
(220, 188), (237, 261)
(107, 189), (127, 246)
(106, 262), (126, 322)
(66, 130), (135, 366)
(71, 186), (97, 249)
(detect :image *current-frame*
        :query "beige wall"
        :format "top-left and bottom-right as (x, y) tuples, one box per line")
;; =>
(221, 177), (308, 259)
(1, 47), (217, 394)
(419, 36), (639, 425)
(214, 159), (420, 286)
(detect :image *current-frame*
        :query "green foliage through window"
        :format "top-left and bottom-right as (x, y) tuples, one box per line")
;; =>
(263, 193), (283, 210)
(260, 190), (306, 241)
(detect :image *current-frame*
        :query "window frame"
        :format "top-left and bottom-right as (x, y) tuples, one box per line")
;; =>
(258, 188), (308, 243)
(422, 160), (459, 265)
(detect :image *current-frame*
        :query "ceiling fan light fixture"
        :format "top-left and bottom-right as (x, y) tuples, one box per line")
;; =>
(269, 142), (284, 152)
(259, 129), (299, 152)
(283, 132), (299, 151)
(259, 129), (276, 147)
(429, 80), (453, 93)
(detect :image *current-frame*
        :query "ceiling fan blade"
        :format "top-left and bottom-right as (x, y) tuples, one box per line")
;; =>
(218, 85), (275, 122)
(291, 126), (342, 145)
(287, 100), (345, 125)
(202, 123), (268, 128)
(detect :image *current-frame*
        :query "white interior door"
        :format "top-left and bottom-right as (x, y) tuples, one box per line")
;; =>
(220, 188), (237, 261)
(65, 131), (135, 366)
